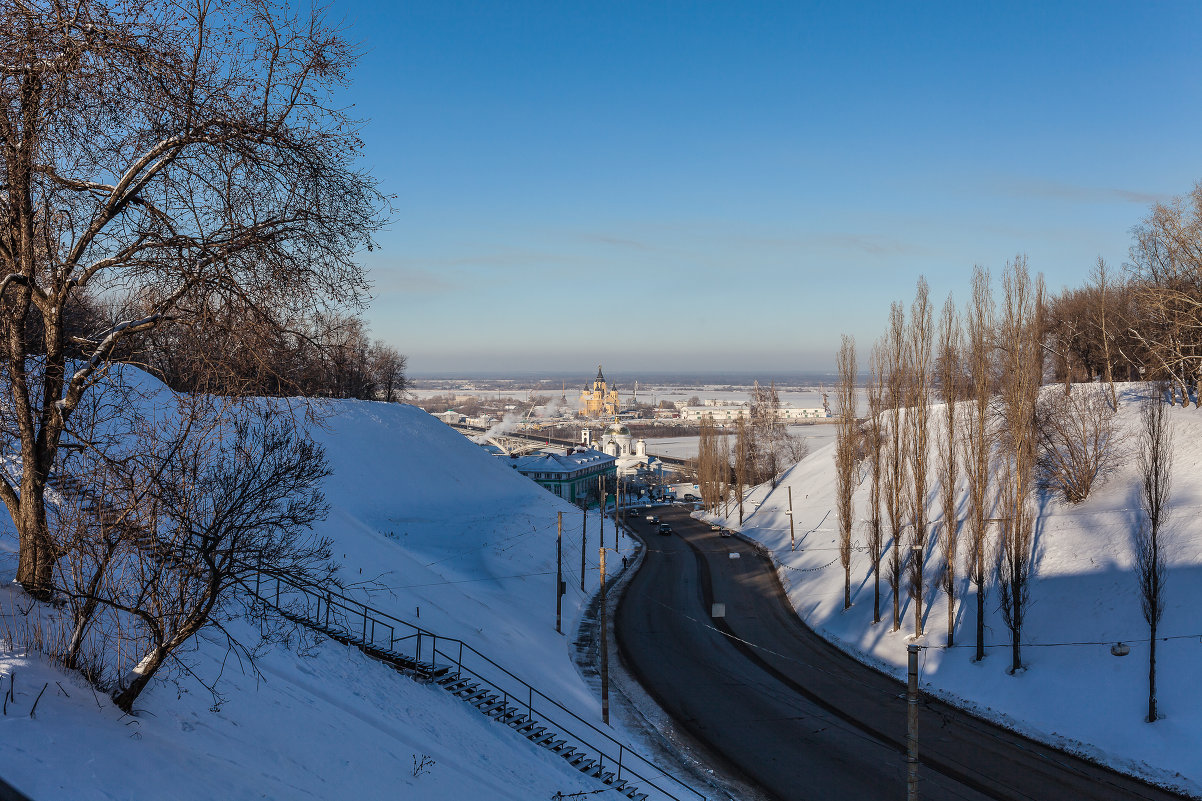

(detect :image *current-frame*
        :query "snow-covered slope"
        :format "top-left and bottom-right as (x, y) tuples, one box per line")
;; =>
(701, 383), (1202, 797)
(0, 389), (643, 800)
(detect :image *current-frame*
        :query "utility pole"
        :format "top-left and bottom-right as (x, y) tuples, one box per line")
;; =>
(600, 490), (607, 554)
(907, 643), (920, 801)
(614, 478), (620, 550)
(556, 511), (563, 634)
(580, 506), (587, 592)
(787, 486), (796, 550)
(600, 544), (610, 724)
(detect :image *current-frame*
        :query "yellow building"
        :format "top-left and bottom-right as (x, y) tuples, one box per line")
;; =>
(579, 365), (621, 418)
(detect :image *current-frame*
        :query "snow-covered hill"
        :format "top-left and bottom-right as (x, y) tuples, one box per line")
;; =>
(0, 389), (647, 800)
(701, 383), (1202, 797)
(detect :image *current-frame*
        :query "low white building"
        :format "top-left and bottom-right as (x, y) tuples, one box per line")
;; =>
(678, 405), (829, 423)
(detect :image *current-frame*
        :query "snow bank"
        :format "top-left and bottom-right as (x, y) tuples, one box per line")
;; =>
(0, 382), (642, 800)
(703, 383), (1202, 797)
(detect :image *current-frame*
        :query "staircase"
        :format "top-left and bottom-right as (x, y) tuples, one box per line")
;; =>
(46, 472), (702, 800)
(248, 571), (703, 801)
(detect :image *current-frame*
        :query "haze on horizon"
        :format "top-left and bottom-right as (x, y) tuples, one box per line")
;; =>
(340, 2), (1202, 374)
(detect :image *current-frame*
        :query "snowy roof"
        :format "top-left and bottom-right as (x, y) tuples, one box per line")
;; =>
(511, 449), (616, 475)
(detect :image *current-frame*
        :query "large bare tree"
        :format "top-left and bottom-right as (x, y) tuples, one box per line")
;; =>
(962, 266), (995, 662)
(1136, 385), (1173, 722)
(883, 302), (908, 631)
(0, 0), (382, 596)
(936, 293), (961, 646)
(1127, 182), (1202, 406)
(835, 334), (857, 610)
(995, 257), (1044, 674)
(866, 340), (886, 624)
(906, 278), (933, 637)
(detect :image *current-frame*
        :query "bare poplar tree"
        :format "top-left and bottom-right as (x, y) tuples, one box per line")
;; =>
(963, 266), (995, 661)
(0, 0), (383, 597)
(866, 341), (886, 624)
(1092, 258), (1119, 409)
(735, 417), (749, 525)
(906, 279), (933, 637)
(884, 302), (908, 631)
(835, 335), (857, 610)
(698, 415), (719, 512)
(1136, 386), (1173, 722)
(995, 256), (1044, 674)
(936, 293), (961, 646)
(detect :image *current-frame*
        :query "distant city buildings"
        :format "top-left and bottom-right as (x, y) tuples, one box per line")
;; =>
(677, 405), (828, 423)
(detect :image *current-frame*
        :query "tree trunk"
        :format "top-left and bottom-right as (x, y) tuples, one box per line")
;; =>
(974, 581), (985, 662)
(873, 549), (881, 624)
(15, 483), (55, 599)
(1148, 619), (1158, 723)
(1010, 594), (1022, 673)
(947, 590), (954, 648)
(892, 543), (901, 631)
(914, 581), (923, 637)
(844, 565), (851, 610)
(114, 646), (169, 712)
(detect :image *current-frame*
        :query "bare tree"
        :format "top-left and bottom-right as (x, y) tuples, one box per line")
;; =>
(0, 0), (383, 597)
(110, 406), (333, 711)
(1093, 258), (1119, 409)
(906, 279), (933, 637)
(1035, 385), (1121, 503)
(1136, 386), (1173, 722)
(735, 417), (749, 525)
(884, 302), (908, 631)
(936, 293), (961, 646)
(995, 256), (1044, 674)
(1127, 182), (1202, 406)
(697, 414), (720, 512)
(866, 340), (886, 624)
(835, 335), (857, 610)
(963, 266), (995, 661)
(750, 381), (788, 487)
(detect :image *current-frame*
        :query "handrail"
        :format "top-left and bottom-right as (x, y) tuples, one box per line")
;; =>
(243, 565), (704, 801)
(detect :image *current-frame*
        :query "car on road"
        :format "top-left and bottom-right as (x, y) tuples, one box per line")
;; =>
(646, 514), (659, 523)
(709, 523), (721, 531)
(657, 523), (672, 536)
(683, 493), (698, 502)
(719, 528), (733, 538)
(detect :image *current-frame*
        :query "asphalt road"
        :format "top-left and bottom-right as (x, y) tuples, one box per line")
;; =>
(615, 505), (1189, 801)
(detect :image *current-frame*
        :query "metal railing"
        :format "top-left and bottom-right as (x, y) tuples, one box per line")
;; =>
(245, 567), (704, 801)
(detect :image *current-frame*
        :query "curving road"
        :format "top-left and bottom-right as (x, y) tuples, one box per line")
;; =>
(615, 505), (1189, 801)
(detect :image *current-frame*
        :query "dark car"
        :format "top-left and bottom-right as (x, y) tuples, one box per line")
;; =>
(657, 523), (672, 536)
(719, 528), (733, 538)
(683, 493), (698, 502)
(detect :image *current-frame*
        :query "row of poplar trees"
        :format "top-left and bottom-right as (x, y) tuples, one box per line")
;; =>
(833, 243), (1180, 721)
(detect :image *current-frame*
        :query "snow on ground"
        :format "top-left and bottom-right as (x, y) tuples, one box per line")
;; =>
(699, 383), (1202, 797)
(0, 380), (658, 801)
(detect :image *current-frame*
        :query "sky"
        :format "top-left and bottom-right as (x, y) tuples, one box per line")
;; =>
(337, 1), (1202, 375)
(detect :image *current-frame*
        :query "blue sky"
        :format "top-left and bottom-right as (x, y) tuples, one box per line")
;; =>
(339, 1), (1202, 374)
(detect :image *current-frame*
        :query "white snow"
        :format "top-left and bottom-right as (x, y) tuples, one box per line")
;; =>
(0, 380), (657, 801)
(699, 383), (1202, 797)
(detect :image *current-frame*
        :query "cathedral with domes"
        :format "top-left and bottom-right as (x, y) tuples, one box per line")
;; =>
(578, 365), (621, 418)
